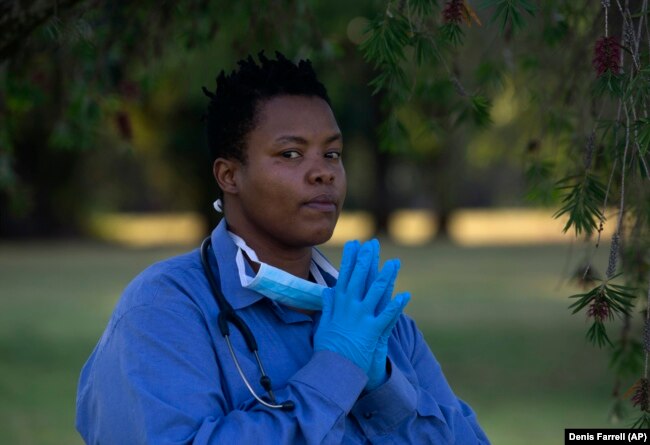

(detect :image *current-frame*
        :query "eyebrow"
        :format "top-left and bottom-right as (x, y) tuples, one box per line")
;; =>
(274, 133), (342, 146)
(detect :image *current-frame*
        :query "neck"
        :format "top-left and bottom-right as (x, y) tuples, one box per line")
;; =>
(226, 221), (313, 280)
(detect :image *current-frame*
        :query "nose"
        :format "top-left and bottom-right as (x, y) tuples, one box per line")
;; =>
(307, 157), (336, 185)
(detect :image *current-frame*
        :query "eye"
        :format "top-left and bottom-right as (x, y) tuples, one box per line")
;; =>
(325, 151), (342, 160)
(281, 150), (301, 159)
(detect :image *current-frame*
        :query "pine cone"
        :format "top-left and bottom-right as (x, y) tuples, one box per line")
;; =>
(592, 36), (620, 77)
(632, 378), (650, 412)
(587, 298), (610, 322)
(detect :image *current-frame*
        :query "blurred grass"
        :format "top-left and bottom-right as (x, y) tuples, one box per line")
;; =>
(0, 239), (625, 444)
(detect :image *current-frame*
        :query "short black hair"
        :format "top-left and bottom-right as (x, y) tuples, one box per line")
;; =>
(202, 51), (331, 165)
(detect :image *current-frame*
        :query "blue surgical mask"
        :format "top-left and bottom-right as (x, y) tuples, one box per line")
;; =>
(228, 231), (338, 310)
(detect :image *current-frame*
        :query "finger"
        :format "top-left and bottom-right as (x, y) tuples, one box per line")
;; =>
(375, 292), (410, 331)
(363, 259), (400, 311)
(364, 238), (380, 293)
(346, 241), (376, 300)
(375, 258), (400, 315)
(336, 240), (360, 292)
(380, 292), (410, 338)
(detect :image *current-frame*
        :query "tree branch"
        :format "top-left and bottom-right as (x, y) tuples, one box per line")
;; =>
(0, 0), (87, 62)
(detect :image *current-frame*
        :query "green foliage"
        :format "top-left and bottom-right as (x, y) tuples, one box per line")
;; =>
(5, 76), (44, 116)
(368, 64), (409, 96)
(636, 118), (650, 157)
(610, 338), (643, 377)
(624, 69), (650, 102)
(631, 412), (650, 428)
(481, 0), (537, 34)
(50, 84), (102, 151)
(454, 92), (493, 127)
(544, 109), (574, 136)
(587, 320), (612, 348)
(468, 95), (492, 127)
(524, 160), (559, 205)
(360, 11), (412, 96)
(440, 22), (465, 47)
(568, 279), (636, 347)
(378, 112), (410, 153)
(542, 15), (568, 46)
(474, 60), (505, 90)
(594, 71), (625, 98)
(410, 0), (439, 16)
(569, 280), (636, 318)
(553, 174), (606, 237)
(360, 12), (410, 69)
(411, 31), (440, 66)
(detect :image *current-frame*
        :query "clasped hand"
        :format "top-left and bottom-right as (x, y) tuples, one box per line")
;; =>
(314, 239), (410, 391)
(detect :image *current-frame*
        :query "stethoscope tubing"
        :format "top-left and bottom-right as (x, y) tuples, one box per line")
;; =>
(200, 237), (295, 411)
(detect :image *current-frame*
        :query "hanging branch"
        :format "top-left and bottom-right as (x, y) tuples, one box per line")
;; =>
(360, 0), (650, 425)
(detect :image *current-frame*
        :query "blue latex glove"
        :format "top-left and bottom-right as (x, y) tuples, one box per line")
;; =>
(365, 291), (410, 390)
(361, 241), (411, 391)
(314, 240), (408, 376)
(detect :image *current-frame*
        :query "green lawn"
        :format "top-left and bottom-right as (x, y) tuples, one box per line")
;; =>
(0, 240), (627, 444)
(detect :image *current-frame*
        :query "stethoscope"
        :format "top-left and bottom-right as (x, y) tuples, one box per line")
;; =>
(200, 237), (295, 411)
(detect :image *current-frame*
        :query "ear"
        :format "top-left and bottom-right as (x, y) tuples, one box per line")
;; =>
(213, 158), (240, 195)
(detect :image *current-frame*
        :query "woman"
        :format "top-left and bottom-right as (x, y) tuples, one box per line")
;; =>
(76, 52), (490, 444)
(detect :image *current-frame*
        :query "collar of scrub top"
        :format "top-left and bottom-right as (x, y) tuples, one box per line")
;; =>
(209, 218), (338, 311)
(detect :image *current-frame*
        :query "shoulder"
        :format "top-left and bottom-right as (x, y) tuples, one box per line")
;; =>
(393, 313), (420, 342)
(390, 313), (437, 362)
(76, 251), (221, 443)
(112, 249), (208, 322)
(90, 248), (215, 362)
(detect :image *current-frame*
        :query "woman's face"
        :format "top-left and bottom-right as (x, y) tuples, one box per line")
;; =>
(223, 95), (347, 251)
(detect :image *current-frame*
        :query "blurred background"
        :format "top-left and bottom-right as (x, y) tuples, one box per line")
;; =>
(0, 0), (641, 444)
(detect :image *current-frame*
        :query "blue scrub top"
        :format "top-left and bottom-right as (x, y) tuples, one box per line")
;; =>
(76, 219), (490, 444)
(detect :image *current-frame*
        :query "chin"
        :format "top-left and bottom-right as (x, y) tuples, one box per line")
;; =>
(292, 223), (337, 247)
(312, 228), (336, 246)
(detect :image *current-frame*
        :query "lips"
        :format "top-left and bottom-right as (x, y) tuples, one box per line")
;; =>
(304, 194), (337, 212)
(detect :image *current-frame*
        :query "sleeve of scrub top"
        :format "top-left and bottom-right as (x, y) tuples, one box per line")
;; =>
(82, 301), (369, 445)
(349, 315), (491, 444)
